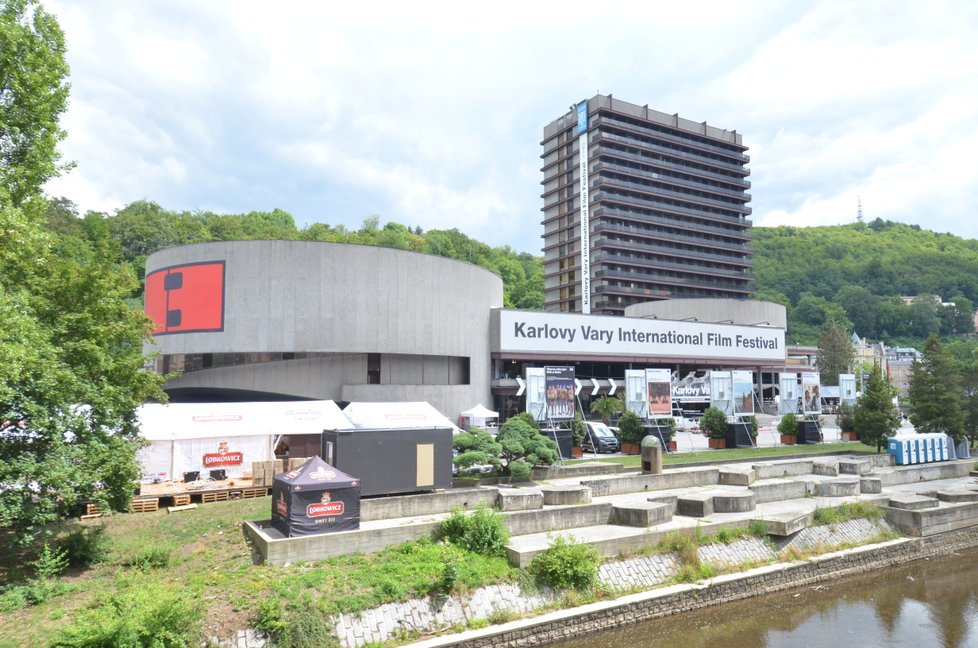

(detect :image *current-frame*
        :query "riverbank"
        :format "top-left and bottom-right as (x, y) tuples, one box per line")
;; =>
(404, 524), (978, 648)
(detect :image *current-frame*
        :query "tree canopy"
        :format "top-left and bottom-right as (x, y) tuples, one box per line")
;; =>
(0, 0), (166, 541)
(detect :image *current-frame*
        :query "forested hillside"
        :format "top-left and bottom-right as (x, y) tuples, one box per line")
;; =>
(752, 218), (978, 345)
(51, 198), (978, 349)
(48, 199), (545, 311)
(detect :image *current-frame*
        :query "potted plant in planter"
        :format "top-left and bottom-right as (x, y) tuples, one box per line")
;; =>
(617, 410), (645, 455)
(700, 406), (728, 449)
(778, 412), (799, 445)
(650, 417), (678, 451)
(570, 414), (586, 457)
(837, 402), (857, 441)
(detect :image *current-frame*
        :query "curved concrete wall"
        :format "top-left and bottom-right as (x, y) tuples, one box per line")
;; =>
(624, 299), (787, 330)
(145, 241), (504, 417)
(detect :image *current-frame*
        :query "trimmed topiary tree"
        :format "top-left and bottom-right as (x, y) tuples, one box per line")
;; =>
(700, 406), (728, 440)
(495, 417), (558, 474)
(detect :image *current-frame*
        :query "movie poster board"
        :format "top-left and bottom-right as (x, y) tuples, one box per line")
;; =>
(779, 373), (799, 415)
(624, 369), (646, 416)
(839, 374), (857, 406)
(710, 371), (734, 417)
(645, 368), (673, 419)
(545, 366), (575, 420)
(732, 370), (754, 415)
(525, 367), (546, 422)
(802, 371), (822, 415)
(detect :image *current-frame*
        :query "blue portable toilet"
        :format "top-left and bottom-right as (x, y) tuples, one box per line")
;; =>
(921, 435), (934, 463)
(937, 434), (950, 461)
(907, 437), (919, 464)
(888, 438), (909, 465)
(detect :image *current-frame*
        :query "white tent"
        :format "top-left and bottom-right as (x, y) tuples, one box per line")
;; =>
(136, 400), (351, 482)
(459, 403), (499, 429)
(341, 401), (460, 432)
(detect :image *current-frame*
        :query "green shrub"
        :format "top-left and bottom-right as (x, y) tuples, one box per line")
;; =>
(60, 526), (110, 568)
(700, 406), (728, 439)
(260, 596), (338, 648)
(33, 542), (69, 579)
(616, 410), (645, 444)
(56, 583), (201, 647)
(777, 412), (799, 437)
(837, 402), (856, 433)
(123, 545), (173, 571)
(436, 506), (509, 557)
(508, 460), (531, 482)
(529, 535), (600, 591)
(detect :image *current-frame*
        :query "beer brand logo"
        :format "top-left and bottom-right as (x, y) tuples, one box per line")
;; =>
(275, 494), (287, 516)
(307, 491), (344, 517)
(202, 441), (243, 467)
(309, 466), (335, 481)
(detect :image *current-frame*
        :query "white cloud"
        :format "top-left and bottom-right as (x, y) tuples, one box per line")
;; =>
(40, 0), (978, 251)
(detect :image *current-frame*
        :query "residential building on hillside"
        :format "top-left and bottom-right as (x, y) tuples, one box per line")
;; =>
(887, 346), (922, 406)
(541, 94), (753, 315)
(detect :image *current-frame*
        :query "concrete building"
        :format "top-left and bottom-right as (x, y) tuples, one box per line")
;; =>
(144, 241), (787, 422)
(144, 241), (503, 418)
(541, 94), (753, 316)
(887, 346), (922, 406)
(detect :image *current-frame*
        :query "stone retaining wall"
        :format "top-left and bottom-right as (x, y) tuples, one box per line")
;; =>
(411, 526), (978, 648)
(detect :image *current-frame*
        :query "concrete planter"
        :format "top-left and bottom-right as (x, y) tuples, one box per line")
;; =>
(725, 422), (754, 449)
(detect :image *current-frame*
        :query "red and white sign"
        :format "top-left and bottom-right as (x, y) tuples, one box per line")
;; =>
(203, 451), (243, 467)
(307, 491), (345, 517)
(275, 497), (288, 516)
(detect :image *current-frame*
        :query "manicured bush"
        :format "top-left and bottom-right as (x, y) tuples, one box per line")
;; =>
(700, 406), (728, 439)
(508, 459), (531, 482)
(616, 410), (645, 445)
(777, 412), (799, 437)
(436, 506), (509, 557)
(529, 535), (600, 592)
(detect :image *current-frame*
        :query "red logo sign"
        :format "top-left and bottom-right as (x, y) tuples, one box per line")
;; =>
(145, 261), (225, 335)
(275, 497), (288, 516)
(306, 491), (345, 517)
(203, 451), (243, 467)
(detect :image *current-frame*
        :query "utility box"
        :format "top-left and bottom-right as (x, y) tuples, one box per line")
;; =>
(321, 426), (453, 497)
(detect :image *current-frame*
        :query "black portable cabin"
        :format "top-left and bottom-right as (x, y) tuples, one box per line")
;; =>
(321, 426), (453, 497)
(270, 456), (360, 537)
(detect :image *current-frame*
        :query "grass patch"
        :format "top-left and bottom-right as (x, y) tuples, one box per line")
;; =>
(812, 502), (884, 526)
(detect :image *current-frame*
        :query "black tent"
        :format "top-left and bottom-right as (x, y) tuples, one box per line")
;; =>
(270, 455), (361, 537)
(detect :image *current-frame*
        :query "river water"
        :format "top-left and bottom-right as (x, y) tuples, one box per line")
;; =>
(547, 549), (978, 648)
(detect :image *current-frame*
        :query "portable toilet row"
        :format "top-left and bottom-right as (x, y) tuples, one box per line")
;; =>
(887, 434), (951, 465)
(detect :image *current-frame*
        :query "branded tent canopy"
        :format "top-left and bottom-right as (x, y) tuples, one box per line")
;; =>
(271, 455), (360, 537)
(341, 401), (460, 432)
(459, 403), (499, 429)
(136, 400), (352, 482)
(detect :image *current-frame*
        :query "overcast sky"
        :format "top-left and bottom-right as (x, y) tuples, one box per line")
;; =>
(43, 0), (978, 253)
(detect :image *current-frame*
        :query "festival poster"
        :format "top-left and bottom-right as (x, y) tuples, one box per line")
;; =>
(732, 370), (755, 415)
(710, 371), (734, 417)
(544, 366), (576, 420)
(645, 368), (672, 418)
(839, 374), (857, 406)
(779, 373), (799, 415)
(802, 371), (822, 415)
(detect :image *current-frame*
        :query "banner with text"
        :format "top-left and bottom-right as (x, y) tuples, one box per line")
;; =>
(545, 366), (576, 420)
(498, 311), (784, 362)
(802, 371), (822, 415)
(645, 368), (673, 419)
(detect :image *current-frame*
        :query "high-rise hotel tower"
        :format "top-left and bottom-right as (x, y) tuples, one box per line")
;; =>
(541, 94), (753, 315)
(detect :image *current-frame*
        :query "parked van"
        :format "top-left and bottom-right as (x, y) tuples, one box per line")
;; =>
(582, 422), (621, 454)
